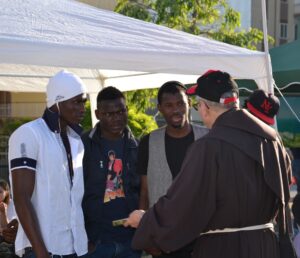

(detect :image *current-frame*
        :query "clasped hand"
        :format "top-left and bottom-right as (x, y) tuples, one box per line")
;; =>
(123, 209), (145, 228)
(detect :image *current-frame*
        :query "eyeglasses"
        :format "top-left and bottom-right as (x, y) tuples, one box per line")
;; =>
(193, 102), (200, 111)
(193, 98), (209, 111)
(99, 108), (127, 118)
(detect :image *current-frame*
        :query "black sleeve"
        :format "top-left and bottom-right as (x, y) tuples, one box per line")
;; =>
(136, 134), (150, 175)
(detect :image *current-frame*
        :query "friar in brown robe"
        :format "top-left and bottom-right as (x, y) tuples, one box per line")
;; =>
(125, 70), (293, 258)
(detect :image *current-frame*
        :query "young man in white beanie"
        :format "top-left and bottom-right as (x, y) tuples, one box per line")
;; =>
(8, 70), (88, 258)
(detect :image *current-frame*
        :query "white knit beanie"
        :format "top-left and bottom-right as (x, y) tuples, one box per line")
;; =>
(46, 70), (86, 108)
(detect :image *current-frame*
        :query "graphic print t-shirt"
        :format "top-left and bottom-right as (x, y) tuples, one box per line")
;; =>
(99, 137), (134, 242)
(104, 150), (125, 203)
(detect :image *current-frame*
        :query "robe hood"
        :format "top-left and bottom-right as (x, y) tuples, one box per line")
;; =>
(209, 109), (290, 206)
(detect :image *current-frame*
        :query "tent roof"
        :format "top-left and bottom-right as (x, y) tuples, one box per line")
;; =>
(0, 0), (271, 93)
(270, 39), (300, 72)
(270, 39), (300, 87)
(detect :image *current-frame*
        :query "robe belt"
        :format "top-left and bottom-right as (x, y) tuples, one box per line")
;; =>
(200, 223), (274, 236)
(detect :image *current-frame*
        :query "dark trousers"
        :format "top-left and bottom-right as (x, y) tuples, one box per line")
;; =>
(87, 239), (141, 258)
(155, 242), (194, 258)
(23, 249), (79, 258)
(156, 251), (192, 258)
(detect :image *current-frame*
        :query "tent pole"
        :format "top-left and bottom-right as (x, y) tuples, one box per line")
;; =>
(261, 0), (278, 129)
(261, 0), (274, 95)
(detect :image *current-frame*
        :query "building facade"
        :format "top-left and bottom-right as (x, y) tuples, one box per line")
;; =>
(229, 0), (295, 48)
(295, 0), (300, 40)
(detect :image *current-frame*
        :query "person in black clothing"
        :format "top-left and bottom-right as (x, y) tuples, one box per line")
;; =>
(82, 86), (141, 258)
(137, 81), (208, 257)
(291, 148), (300, 193)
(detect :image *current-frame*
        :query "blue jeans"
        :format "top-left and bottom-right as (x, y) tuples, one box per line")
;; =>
(88, 240), (141, 258)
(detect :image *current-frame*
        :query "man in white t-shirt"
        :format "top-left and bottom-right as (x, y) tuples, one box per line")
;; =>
(8, 70), (88, 258)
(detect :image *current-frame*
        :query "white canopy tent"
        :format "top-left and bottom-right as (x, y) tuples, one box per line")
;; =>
(0, 0), (273, 125)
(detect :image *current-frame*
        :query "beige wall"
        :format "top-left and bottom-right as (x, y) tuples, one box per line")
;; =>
(10, 93), (45, 118)
(11, 92), (45, 103)
(77, 0), (117, 11)
(252, 0), (294, 48)
(286, 0), (295, 43)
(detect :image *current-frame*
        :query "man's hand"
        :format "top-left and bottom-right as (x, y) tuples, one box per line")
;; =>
(144, 247), (162, 256)
(2, 219), (18, 243)
(88, 241), (96, 253)
(123, 210), (145, 228)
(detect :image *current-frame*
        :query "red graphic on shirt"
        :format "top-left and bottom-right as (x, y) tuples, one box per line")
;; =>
(260, 99), (272, 114)
(103, 150), (125, 203)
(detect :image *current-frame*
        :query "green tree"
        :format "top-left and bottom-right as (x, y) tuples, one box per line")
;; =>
(128, 107), (158, 138)
(125, 89), (158, 138)
(115, 0), (274, 50)
(125, 88), (158, 113)
(81, 100), (92, 131)
(115, 0), (154, 21)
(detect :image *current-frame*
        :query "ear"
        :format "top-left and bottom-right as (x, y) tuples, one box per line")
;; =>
(198, 103), (207, 119)
(49, 103), (59, 113)
(95, 109), (101, 120)
(203, 105), (210, 117)
(157, 103), (162, 113)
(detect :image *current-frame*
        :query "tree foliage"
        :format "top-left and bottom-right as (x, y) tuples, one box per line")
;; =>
(125, 88), (158, 113)
(81, 100), (92, 131)
(125, 89), (158, 138)
(116, 0), (153, 21)
(128, 107), (158, 139)
(115, 0), (274, 50)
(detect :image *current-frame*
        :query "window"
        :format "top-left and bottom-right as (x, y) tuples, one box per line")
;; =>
(280, 23), (288, 39)
(280, 1), (288, 23)
(295, 24), (298, 40)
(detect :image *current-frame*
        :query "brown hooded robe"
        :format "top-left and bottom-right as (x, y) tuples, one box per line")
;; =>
(132, 109), (292, 258)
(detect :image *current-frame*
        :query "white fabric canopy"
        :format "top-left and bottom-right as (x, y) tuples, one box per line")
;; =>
(0, 0), (273, 124)
(0, 0), (272, 90)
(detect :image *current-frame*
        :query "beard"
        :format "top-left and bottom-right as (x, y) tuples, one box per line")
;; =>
(170, 121), (186, 129)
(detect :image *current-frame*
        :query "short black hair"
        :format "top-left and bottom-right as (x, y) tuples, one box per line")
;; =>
(157, 81), (187, 104)
(108, 150), (116, 157)
(97, 86), (125, 106)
